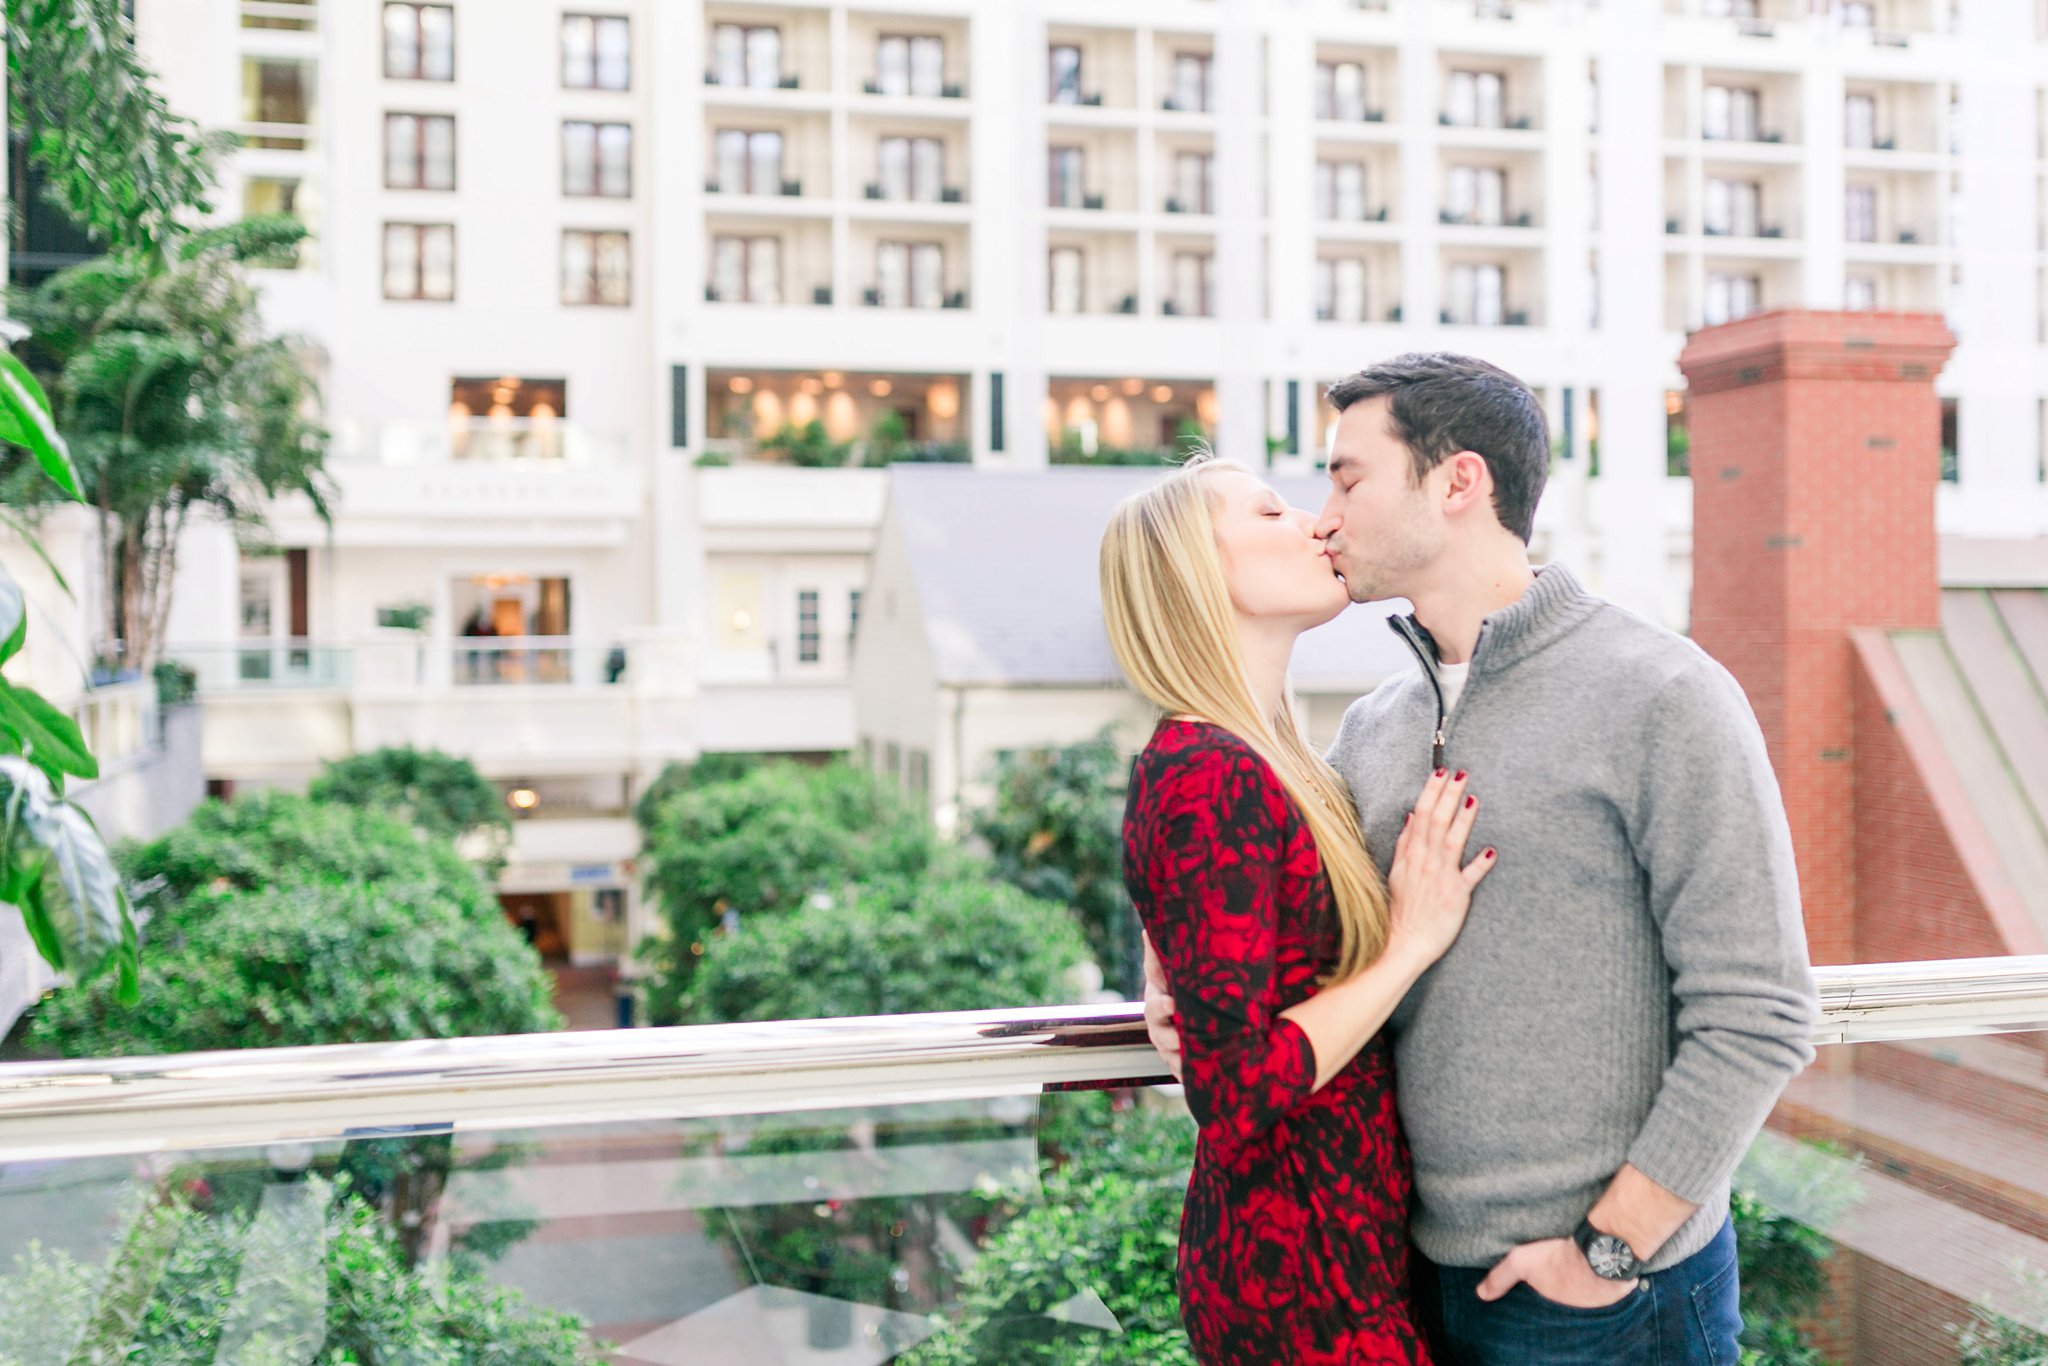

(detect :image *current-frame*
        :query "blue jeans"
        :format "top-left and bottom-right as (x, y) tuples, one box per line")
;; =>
(1419, 1217), (1741, 1366)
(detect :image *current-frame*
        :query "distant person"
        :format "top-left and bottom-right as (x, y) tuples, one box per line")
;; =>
(461, 606), (496, 684)
(1103, 454), (1491, 1361)
(1123, 353), (1819, 1365)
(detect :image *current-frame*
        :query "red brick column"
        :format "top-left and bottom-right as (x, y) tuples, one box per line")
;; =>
(1678, 311), (1956, 967)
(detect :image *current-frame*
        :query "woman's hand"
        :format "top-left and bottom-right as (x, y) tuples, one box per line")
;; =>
(1385, 768), (1496, 968)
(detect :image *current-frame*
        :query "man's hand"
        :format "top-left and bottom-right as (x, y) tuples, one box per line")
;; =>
(1141, 933), (1184, 1081)
(1475, 1238), (1639, 1309)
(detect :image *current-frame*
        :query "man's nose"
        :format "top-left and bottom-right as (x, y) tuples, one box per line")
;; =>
(1314, 504), (1342, 539)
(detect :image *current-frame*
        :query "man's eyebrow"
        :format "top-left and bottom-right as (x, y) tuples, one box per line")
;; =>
(1326, 454), (1351, 477)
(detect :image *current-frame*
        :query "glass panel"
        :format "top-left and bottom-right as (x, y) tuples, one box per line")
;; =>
(1846, 273), (1879, 310)
(562, 231), (594, 304)
(1447, 165), (1475, 221)
(1335, 257), (1368, 322)
(877, 241), (909, 307)
(714, 129), (746, 193)
(563, 121), (597, 196)
(1704, 84), (1730, 140)
(1476, 168), (1505, 226)
(712, 236), (746, 301)
(746, 237), (781, 305)
(384, 3), (419, 79)
(1474, 263), (1504, 325)
(1448, 263), (1476, 322)
(1335, 61), (1367, 122)
(1847, 184), (1878, 242)
(745, 25), (780, 90)
(1847, 93), (1877, 148)
(876, 35), (909, 96)
(1172, 53), (1208, 112)
(909, 35), (944, 98)
(1174, 153), (1208, 213)
(910, 243), (944, 309)
(1315, 63), (1336, 121)
(1316, 258), (1336, 319)
(419, 4), (453, 80)
(1475, 72), (1504, 129)
(1049, 44), (1081, 104)
(420, 224), (454, 300)
(912, 138), (943, 202)
(595, 16), (630, 90)
(599, 123), (632, 198)
(562, 14), (594, 87)
(1049, 147), (1084, 208)
(595, 233), (631, 305)
(385, 113), (417, 187)
(747, 130), (781, 195)
(711, 23), (745, 87)
(1447, 70), (1476, 126)
(383, 224), (418, 298)
(1314, 161), (1335, 219)
(422, 115), (455, 190)
(1049, 246), (1083, 313)
(1336, 162), (1366, 221)
(879, 136), (911, 201)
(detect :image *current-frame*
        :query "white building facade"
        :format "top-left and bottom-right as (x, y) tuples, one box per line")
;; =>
(120, 0), (2048, 958)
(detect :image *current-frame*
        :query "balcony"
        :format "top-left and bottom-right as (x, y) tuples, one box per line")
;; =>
(0, 958), (2045, 1360)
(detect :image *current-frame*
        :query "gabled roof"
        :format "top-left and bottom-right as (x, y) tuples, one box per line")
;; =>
(882, 465), (1416, 689)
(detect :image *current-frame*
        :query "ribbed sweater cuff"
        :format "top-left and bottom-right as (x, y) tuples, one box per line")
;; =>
(1626, 1102), (1752, 1207)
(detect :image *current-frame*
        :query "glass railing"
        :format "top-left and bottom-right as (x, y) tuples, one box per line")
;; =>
(2, 960), (2045, 1363)
(171, 641), (355, 691)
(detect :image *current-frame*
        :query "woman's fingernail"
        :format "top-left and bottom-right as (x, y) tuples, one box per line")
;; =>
(1465, 795), (1476, 809)
(1435, 767), (1447, 778)
(1454, 770), (1467, 782)
(1484, 848), (1497, 859)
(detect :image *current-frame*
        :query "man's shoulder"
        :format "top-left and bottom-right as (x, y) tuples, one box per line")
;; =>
(1571, 596), (1727, 691)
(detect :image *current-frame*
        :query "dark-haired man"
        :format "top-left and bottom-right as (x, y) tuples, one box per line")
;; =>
(1144, 352), (1817, 1364)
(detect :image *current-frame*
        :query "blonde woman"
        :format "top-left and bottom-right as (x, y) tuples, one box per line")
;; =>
(1102, 455), (1494, 1364)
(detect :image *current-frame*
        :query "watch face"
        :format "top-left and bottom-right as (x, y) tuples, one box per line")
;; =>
(1586, 1235), (1637, 1280)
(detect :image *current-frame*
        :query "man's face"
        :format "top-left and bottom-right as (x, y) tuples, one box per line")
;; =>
(1316, 396), (1444, 605)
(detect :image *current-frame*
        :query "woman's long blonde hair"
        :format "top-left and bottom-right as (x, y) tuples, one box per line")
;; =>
(1100, 456), (1391, 982)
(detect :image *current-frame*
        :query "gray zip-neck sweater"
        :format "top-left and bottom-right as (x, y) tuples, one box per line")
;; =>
(1327, 563), (1818, 1273)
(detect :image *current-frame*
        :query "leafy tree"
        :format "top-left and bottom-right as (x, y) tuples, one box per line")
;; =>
(6, 217), (331, 670)
(973, 730), (1137, 993)
(25, 878), (560, 1057)
(4, 0), (222, 259)
(636, 761), (939, 1021)
(901, 1099), (1199, 1366)
(1954, 1263), (2048, 1365)
(122, 789), (499, 928)
(310, 746), (511, 870)
(0, 1176), (601, 1365)
(693, 876), (1089, 1024)
(759, 419), (853, 468)
(631, 752), (770, 829)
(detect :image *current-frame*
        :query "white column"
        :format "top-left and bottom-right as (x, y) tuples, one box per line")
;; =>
(1947, 0), (2045, 531)
(1214, 0), (1263, 463)
(653, 1), (704, 634)
(1266, 11), (1316, 473)
(1003, 1), (1050, 468)
(1799, 49), (1845, 307)
(1398, 11), (1440, 328)
(1592, 0), (1668, 620)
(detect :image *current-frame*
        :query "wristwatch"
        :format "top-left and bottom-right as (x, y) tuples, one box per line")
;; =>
(1572, 1218), (1643, 1281)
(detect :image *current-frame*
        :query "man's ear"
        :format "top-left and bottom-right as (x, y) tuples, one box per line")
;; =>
(1440, 450), (1491, 516)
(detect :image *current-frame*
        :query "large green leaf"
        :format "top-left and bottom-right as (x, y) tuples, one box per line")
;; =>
(0, 756), (137, 1000)
(0, 679), (99, 784)
(0, 562), (24, 667)
(0, 350), (82, 499)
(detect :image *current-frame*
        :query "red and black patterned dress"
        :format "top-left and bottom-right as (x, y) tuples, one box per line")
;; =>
(1123, 719), (1429, 1366)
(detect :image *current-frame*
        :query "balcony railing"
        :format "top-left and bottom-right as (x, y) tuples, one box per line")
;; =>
(1, 957), (2045, 1358)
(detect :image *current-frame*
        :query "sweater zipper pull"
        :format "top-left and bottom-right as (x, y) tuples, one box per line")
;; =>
(1432, 726), (1447, 771)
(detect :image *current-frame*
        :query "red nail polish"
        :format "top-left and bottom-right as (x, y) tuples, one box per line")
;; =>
(1484, 847), (1497, 859)
(1454, 770), (1467, 781)
(1465, 795), (1476, 809)
(1435, 767), (1447, 778)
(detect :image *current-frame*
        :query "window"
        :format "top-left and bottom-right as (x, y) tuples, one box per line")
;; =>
(1170, 251), (1214, 317)
(1702, 85), (1760, 142)
(710, 235), (781, 304)
(907, 749), (929, 797)
(1845, 94), (1877, 148)
(1845, 274), (1879, 310)
(1168, 53), (1212, 112)
(711, 23), (780, 89)
(384, 3), (453, 81)
(1315, 160), (1368, 221)
(1049, 43), (1082, 104)
(1704, 271), (1761, 325)
(1846, 183), (1878, 242)
(1446, 165), (1506, 225)
(1316, 61), (1368, 122)
(1841, 0), (1875, 25)
(563, 121), (631, 197)
(877, 34), (944, 98)
(562, 230), (630, 306)
(1702, 0), (1761, 15)
(1170, 151), (1213, 214)
(1315, 258), (1369, 323)
(1049, 146), (1087, 208)
(713, 129), (783, 194)
(384, 223), (454, 300)
(877, 241), (944, 308)
(1703, 177), (1760, 237)
(562, 14), (630, 90)
(1445, 70), (1505, 128)
(796, 590), (820, 664)
(385, 113), (456, 189)
(1049, 246), (1084, 313)
(879, 136), (943, 202)
(1446, 263), (1505, 326)
(848, 589), (863, 656)
(243, 58), (313, 136)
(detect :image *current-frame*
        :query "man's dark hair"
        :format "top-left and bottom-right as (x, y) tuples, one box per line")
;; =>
(1326, 352), (1549, 543)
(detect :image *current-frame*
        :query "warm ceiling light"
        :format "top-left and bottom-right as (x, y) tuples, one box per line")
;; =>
(926, 380), (960, 419)
(729, 376), (755, 394)
(822, 371), (844, 388)
(1665, 391), (1685, 415)
(1151, 385), (1174, 403)
(499, 376), (521, 389)
(1121, 377), (1145, 396)
(800, 377), (824, 395)
(508, 787), (539, 810)
(1090, 384), (1111, 402)
(870, 379), (894, 397)
(731, 607), (754, 632)
(1196, 389), (1220, 425)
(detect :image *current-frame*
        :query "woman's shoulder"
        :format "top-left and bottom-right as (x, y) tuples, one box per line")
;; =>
(1133, 721), (1288, 809)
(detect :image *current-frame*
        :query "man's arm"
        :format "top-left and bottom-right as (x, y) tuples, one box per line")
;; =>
(1481, 655), (1819, 1303)
(1141, 932), (1183, 1080)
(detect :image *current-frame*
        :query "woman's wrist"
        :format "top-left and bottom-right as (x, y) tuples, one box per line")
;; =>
(1373, 930), (1438, 987)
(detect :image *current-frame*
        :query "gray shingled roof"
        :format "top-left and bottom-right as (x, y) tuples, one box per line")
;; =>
(885, 465), (1416, 689)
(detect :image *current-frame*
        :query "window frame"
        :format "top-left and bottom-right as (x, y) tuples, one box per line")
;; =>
(562, 13), (632, 90)
(562, 119), (634, 198)
(384, 111), (457, 191)
(383, 2), (455, 83)
(382, 222), (456, 301)
(562, 228), (632, 307)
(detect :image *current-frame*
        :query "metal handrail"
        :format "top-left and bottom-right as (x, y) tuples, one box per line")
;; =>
(0, 956), (2044, 1163)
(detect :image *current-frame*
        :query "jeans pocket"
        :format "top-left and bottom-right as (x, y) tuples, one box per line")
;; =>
(1689, 1254), (1744, 1366)
(1518, 1279), (1648, 1321)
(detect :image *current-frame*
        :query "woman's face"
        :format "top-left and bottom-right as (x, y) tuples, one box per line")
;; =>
(1205, 469), (1351, 629)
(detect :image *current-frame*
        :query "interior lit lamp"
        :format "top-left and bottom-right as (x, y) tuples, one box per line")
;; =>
(869, 378), (894, 397)
(926, 381), (960, 420)
(508, 787), (540, 811)
(822, 371), (844, 388)
(1089, 383), (1110, 402)
(1151, 385), (1174, 403)
(728, 375), (755, 394)
(1120, 377), (1145, 396)
(799, 377), (824, 396)
(731, 607), (754, 632)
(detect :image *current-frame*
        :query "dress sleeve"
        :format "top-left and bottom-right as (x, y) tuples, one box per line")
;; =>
(1131, 739), (1320, 1156)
